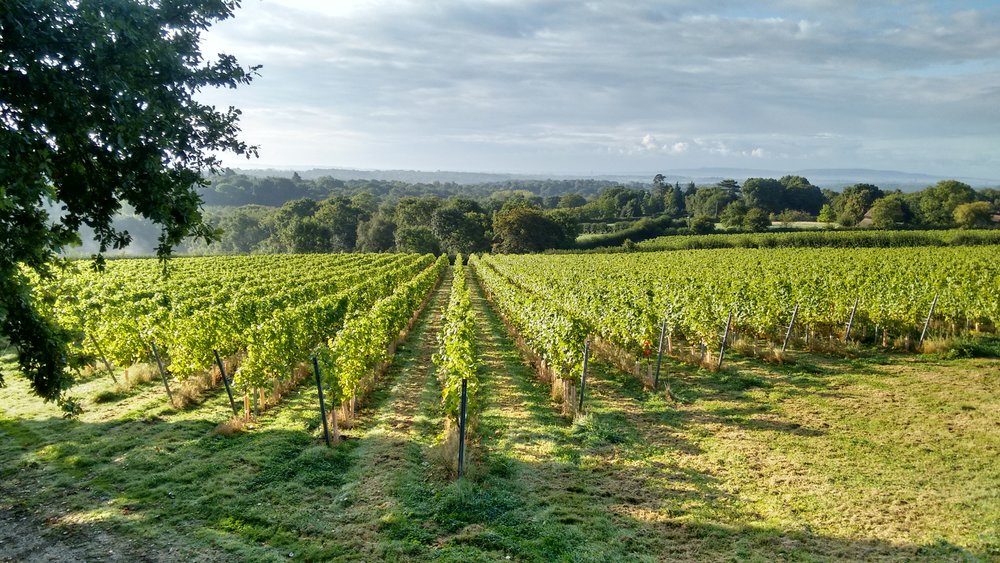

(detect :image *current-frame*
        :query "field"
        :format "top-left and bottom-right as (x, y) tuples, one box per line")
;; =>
(1, 248), (998, 562)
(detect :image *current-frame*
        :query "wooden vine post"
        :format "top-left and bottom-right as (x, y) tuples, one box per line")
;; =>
(213, 349), (239, 416)
(844, 297), (859, 343)
(150, 341), (174, 406)
(653, 316), (667, 389)
(457, 378), (468, 479)
(718, 310), (733, 370)
(312, 357), (332, 448)
(782, 303), (799, 353)
(918, 293), (939, 347)
(89, 334), (118, 384)
(578, 338), (591, 414)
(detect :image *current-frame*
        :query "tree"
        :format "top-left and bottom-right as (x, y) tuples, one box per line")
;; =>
(741, 178), (785, 214)
(395, 226), (440, 254)
(869, 194), (909, 229)
(776, 209), (812, 225)
(953, 201), (993, 229)
(720, 201), (748, 229)
(490, 191), (542, 214)
(492, 207), (569, 253)
(558, 193), (587, 209)
(653, 174), (667, 194)
(780, 175), (825, 214)
(917, 180), (977, 226)
(717, 179), (741, 198)
(1, 1), (257, 405)
(431, 206), (489, 255)
(394, 197), (441, 230)
(545, 209), (581, 246)
(663, 184), (686, 218)
(688, 215), (715, 234)
(685, 187), (735, 219)
(817, 204), (836, 223)
(217, 205), (271, 253)
(742, 208), (771, 232)
(356, 214), (396, 252)
(833, 183), (884, 226)
(314, 196), (367, 251)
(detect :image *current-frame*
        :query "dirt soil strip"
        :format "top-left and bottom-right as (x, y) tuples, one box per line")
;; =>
(0, 499), (154, 563)
(322, 268), (452, 559)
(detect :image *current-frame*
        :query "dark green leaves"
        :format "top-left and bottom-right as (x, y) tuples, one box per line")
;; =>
(1, 0), (256, 401)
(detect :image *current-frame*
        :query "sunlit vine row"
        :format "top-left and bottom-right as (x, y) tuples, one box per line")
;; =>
(481, 246), (1000, 357)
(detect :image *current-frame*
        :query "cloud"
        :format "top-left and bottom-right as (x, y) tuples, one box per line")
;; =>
(195, 0), (1000, 177)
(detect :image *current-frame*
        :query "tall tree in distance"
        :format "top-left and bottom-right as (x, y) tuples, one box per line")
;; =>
(0, 0), (258, 405)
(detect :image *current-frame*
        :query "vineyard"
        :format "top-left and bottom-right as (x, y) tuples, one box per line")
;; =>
(31, 253), (442, 416)
(1, 248), (998, 561)
(477, 246), (1000, 389)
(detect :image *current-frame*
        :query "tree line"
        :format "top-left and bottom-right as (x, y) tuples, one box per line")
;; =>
(181, 173), (999, 257)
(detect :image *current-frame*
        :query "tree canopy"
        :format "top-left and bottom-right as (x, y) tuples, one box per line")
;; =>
(0, 0), (257, 405)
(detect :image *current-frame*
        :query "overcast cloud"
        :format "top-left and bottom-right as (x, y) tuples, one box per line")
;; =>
(197, 0), (1000, 178)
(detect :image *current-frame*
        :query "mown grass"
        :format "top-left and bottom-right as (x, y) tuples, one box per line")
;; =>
(0, 341), (368, 561)
(2, 299), (999, 561)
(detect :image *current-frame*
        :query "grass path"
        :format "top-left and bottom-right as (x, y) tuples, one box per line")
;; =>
(320, 267), (452, 560)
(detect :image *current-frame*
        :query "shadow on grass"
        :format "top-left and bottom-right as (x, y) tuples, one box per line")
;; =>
(0, 408), (367, 561)
(372, 360), (983, 562)
(1, 358), (991, 563)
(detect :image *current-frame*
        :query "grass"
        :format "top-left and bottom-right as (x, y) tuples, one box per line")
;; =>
(0, 332), (372, 560)
(1, 283), (999, 561)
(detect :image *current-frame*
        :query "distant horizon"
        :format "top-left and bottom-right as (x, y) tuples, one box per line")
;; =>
(221, 163), (1000, 188)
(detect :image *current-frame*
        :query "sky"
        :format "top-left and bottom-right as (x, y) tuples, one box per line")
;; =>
(197, 0), (1000, 178)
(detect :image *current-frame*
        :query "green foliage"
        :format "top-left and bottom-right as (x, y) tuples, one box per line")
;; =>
(0, 0), (256, 401)
(685, 187), (736, 219)
(742, 207), (771, 232)
(638, 229), (1000, 253)
(574, 215), (679, 250)
(395, 197), (442, 230)
(482, 246), (1000, 354)
(240, 254), (435, 391)
(818, 204), (836, 223)
(492, 207), (575, 253)
(327, 256), (447, 402)
(433, 257), (479, 426)
(395, 226), (441, 254)
(558, 193), (587, 208)
(866, 194), (902, 228)
(779, 176), (824, 214)
(720, 201), (748, 229)
(741, 178), (786, 214)
(833, 183), (885, 226)
(688, 215), (716, 234)
(663, 182), (687, 218)
(29, 254), (431, 400)
(953, 201), (993, 229)
(775, 209), (813, 224)
(941, 336), (1000, 359)
(431, 206), (490, 255)
(470, 255), (587, 380)
(356, 213), (397, 252)
(917, 180), (976, 226)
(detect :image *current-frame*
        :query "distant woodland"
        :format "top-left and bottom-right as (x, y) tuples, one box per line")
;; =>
(75, 173), (1000, 256)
